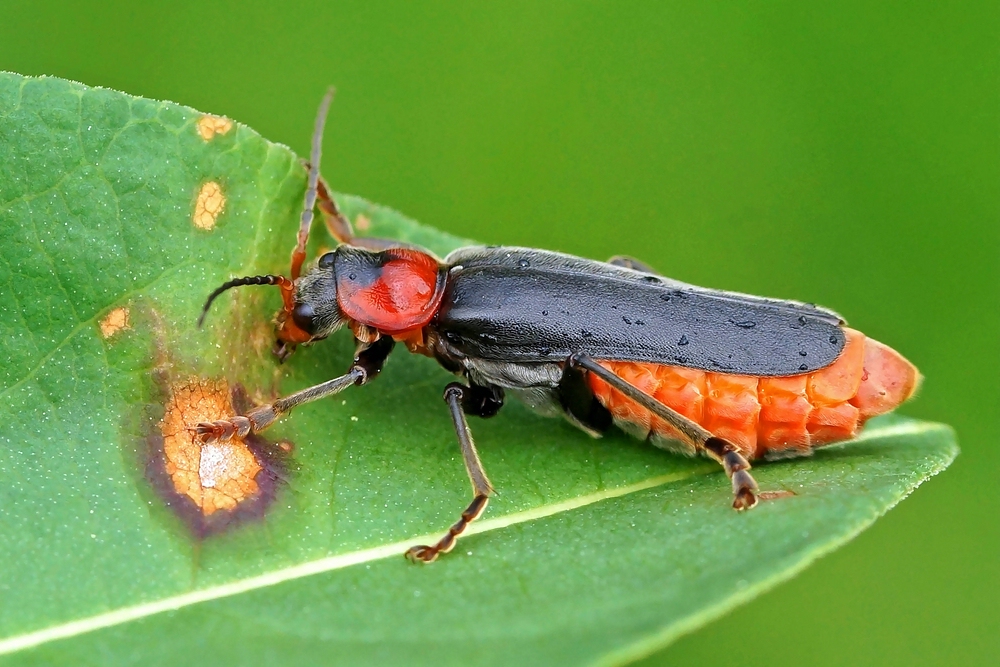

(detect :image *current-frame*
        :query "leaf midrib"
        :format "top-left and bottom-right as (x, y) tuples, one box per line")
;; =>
(0, 469), (709, 655)
(0, 419), (944, 657)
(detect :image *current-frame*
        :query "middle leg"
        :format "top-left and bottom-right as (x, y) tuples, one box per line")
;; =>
(405, 382), (501, 563)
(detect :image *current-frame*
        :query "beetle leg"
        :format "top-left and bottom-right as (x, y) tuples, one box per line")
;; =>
(314, 174), (426, 252)
(568, 353), (759, 510)
(291, 88), (336, 281)
(314, 173), (356, 244)
(405, 382), (496, 563)
(195, 336), (395, 443)
(606, 255), (658, 273)
(195, 368), (363, 442)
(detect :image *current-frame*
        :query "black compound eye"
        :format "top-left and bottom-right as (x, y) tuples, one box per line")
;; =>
(291, 302), (317, 334)
(318, 252), (335, 270)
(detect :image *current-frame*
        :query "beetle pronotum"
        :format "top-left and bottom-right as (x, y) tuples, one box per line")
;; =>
(196, 90), (920, 562)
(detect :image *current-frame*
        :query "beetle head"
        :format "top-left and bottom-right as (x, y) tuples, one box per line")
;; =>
(198, 245), (443, 362)
(276, 252), (346, 355)
(198, 258), (347, 363)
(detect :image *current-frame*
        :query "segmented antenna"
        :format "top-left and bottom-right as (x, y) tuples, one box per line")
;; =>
(197, 275), (290, 328)
(291, 86), (336, 280)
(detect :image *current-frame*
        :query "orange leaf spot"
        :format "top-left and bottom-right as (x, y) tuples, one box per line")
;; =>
(193, 181), (225, 230)
(99, 307), (130, 339)
(196, 114), (233, 140)
(157, 377), (262, 516)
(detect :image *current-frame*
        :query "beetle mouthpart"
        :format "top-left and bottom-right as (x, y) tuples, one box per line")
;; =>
(272, 339), (296, 363)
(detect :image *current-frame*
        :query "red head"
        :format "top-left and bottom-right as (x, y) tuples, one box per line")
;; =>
(199, 245), (445, 361)
(197, 92), (448, 360)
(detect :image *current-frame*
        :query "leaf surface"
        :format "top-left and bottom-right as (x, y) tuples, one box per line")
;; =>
(0, 73), (957, 666)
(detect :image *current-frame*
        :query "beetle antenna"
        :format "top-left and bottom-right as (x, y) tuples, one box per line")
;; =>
(198, 275), (292, 328)
(291, 86), (336, 281)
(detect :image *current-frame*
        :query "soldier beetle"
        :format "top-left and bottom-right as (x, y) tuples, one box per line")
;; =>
(197, 90), (920, 562)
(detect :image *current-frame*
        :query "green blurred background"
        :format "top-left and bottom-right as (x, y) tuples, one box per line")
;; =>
(1, 1), (995, 664)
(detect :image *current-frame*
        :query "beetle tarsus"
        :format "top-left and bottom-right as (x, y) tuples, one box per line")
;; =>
(405, 494), (489, 564)
(733, 485), (759, 511)
(571, 353), (762, 512)
(195, 407), (276, 443)
(706, 438), (761, 510)
(192, 366), (369, 443)
(194, 416), (251, 442)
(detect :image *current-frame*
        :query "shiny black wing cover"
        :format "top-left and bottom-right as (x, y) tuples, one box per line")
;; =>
(436, 247), (847, 377)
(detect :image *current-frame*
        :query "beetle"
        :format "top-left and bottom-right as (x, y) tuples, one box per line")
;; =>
(196, 90), (920, 562)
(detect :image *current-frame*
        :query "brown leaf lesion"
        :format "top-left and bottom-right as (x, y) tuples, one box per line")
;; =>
(145, 371), (290, 538)
(99, 307), (131, 339)
(158, 377), (263, 515)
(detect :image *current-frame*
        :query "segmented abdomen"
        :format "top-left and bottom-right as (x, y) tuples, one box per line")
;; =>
(587, 328), (920, 459)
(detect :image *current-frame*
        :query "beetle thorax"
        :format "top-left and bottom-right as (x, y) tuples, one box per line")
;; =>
(329, 246), (446, 335)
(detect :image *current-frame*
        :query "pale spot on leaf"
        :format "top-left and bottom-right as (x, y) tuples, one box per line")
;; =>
(158, 377), (261, 516)
(99, 307), (130, 339)
(196, 114), (233, 140)
(193, 181), (225, 230)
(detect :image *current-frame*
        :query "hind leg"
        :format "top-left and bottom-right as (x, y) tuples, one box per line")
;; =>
(568, 353), (759, 510)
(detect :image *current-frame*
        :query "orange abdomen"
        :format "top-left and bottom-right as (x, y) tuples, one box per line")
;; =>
(587, 328), (920, 459)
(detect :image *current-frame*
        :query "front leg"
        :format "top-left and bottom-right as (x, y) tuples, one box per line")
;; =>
(405, 382), (500, 563)
(196, 336), (395, 442)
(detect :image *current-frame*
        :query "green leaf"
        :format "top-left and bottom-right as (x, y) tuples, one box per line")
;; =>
(0, 72), (957, 666)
